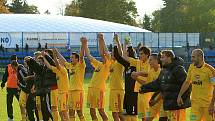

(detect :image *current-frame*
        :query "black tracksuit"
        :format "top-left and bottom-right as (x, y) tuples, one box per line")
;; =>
(114, 46), (138, 115)
(140, 57), (191, 110)
(27, 55), (57, 121)
(17, 64), (37, 121)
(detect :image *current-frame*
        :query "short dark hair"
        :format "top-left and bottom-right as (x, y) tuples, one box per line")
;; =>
(161, 50), (175, 61)
(127, 46), (136, 59)
(71, 52), (80, 61)
(11, 60), (18, 67)
(139, 46), (151, 58)
(11, 54), (17, 60)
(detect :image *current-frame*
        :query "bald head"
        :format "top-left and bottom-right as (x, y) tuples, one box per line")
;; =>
(191, 49), (204, 67)
(192, 49), (204, 59)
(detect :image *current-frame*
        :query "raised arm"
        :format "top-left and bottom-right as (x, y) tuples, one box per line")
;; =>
(82, 38), (95, 61)
(122, 41), (131, 62)
(113, 34), (123, 56)
(26, 57), (43, 74)
(41, 52), (52, 70)
(98, 33), (111, 62)
(54, 48), (67, 65)
(80, 37), (85, 63)
(52, 49), (61, 69)
(114, 45), (130, 68)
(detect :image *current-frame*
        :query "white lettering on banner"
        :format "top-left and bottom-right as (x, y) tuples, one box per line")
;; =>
(0, 33), (12, 47)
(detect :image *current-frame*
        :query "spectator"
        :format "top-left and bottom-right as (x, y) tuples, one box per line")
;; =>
(0, 44), (5, 53)
(37, 43), (41, 51)
(45, 43), (48, 49)
(25, 43), (29, 53)
(15, 44), (19, 52)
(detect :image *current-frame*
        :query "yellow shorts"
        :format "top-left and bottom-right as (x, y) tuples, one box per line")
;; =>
(190, 103), (214, 121)
(19, 91), (28, 107)
(167, 109), (186, 121)
(148, 99), (167, 118)
(124, 115), (138, 121)
(138, 93), (151, 118)
(51, 89), (58, 107)
(36, 96), (41, 106)
(58, 92), (69, 111)
(68, 90), (84, 110)
(87, 88), (105, 109)
(109, 90), (124, 112)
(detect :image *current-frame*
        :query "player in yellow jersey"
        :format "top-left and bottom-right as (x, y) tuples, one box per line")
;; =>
(83, 33), (111, 121)
(42, 50), (70, 121)
(145, 53), (167, 121)
(109, 34), (125, 121)
(54, 38), (86, 121)
(124, 44), (151, 121)
(177, 49), (215, 121)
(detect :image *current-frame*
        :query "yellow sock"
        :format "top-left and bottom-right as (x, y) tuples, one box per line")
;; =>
(38, 109), (43, 120)
(79, 116), (85, 121)
(70, 116), (75, 121)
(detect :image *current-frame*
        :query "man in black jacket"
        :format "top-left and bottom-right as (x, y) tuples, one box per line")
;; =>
(26, 53), (57, 121)
(140, 50), (191, 121)
(113, 34), (138, 121)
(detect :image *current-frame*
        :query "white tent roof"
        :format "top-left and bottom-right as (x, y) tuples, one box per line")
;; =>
(0, 14), (150, 33)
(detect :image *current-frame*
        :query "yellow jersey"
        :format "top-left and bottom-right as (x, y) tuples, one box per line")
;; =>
(109, 60), (124, 90)
(128, 57), (150, 92)
(148, 67), (161, 83)
(51, 65), (69, 93)
(88, 57), (111, 91)
(186, 63), (215, 107)
(64, 61), (86, 91)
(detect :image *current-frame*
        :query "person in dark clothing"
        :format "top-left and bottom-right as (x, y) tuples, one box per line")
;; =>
(25, 43), (29, 53)
(26, 53), (57, 121)
(140, 50), (191, 121)
(15, 44), (19, 52)
(37, 43), (42, 51)
(0, 44), (5, 53)
(24, 56), (38, 121)
(1, 54), (20, 121)
(113, 34), (138, 120)
(45, 43), (48, 49)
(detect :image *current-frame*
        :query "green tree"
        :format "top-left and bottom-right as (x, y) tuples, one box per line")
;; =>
(160, 0), (181, 32)
(0, 0), (9, 13)
(8, 0), (39, 14)
(64, 0), (138, 26)
(151, 10), (161, 32)
(65, 0), (80, 16)
(142, 14), (152, 30)
(152, 0), (215, 32)
(179, 0), (215, 32)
